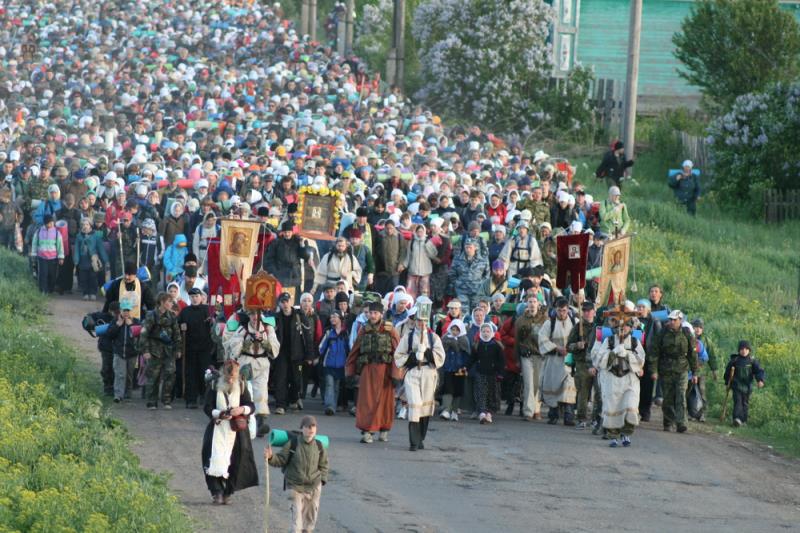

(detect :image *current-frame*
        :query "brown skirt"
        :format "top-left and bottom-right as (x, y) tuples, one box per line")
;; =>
(355, 363), (395, 433)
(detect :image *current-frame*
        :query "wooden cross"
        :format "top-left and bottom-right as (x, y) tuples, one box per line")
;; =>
(602, 303), (638, 328)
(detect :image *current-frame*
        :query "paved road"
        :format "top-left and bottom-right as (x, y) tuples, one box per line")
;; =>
(51, 295), (800, 532)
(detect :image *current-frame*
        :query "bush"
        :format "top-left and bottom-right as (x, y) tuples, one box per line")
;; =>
(706, 82), (800, 205)
(673, 0), (800, 111)
(0, 250), (191, 532)
(411, 0), (592, 136)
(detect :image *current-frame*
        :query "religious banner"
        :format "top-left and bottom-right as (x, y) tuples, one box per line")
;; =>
(556, 232), (590, 292)
(219, 218), (261, 289)
(296, 186), (343, 240)
(206, 238), (241, 316)
(596, 235), (631, 306)
(244, 271), (280, 311)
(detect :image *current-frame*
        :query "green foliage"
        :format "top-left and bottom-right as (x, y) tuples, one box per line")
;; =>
(0, 251), (191, 532)
(672, 0), (800, 111)
(573, 151), (800, 455)
(705, 82), (800, 206)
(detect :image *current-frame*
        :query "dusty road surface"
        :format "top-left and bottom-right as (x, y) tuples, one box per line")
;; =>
(51, 295), (800, 532)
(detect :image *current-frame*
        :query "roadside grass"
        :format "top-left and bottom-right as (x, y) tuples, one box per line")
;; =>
(570, 149), (800, 456)
(0, 251), (192, 532)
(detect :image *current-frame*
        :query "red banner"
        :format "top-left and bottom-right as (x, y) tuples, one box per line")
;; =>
(556, 233), (590, 292)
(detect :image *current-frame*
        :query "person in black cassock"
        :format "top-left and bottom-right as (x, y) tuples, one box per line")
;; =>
(179, 287), (215, 408)
(201, 359), (259, 505)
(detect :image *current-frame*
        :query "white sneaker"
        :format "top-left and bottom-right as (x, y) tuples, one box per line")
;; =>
(479, 413), (487, 424)
(451, 412), (459, 422)
(378, 431), (389, 442)
(440, 409), (451, 420)
(397, 406), (407, 420)
(486, 413), (493, 424)
(360, 432), (374, 444)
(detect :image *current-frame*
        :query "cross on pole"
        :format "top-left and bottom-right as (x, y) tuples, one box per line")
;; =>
(602, 304), (638, 330)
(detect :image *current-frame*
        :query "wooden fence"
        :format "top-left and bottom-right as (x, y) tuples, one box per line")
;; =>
(587, 78), (625, 139)
(763, 189), (800, 224)
(675, 131), (709, 172)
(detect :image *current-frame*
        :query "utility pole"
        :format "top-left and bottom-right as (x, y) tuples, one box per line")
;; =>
(622, 0), (642, 167)
(309, 0), (318, 41)
(301, 0), (309, 37)
(345, 0), (355, 55)
(388, 0), (406, 91)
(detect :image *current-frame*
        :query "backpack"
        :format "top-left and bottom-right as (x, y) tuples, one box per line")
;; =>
(282, 433), (324, 490)
(607, 333), (639, 352)
(549, 314), (578, 338)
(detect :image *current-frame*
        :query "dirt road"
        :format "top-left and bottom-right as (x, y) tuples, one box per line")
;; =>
(51, 295), (800, 532)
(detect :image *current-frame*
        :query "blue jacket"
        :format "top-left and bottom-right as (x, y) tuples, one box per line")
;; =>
(33, 199), (62, 225)
(442, 334), (470, 373)
(320, 327), (349, 369)
(73, 230), (109, 266)
(163, 234), (188, 277)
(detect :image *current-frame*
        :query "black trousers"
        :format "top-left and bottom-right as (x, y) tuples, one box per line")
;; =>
(409, 416), (430, 448)
(206, 475), (234, 497)
(37, 257), (58, 293)
(183, 349), (212, 405)
(56, 255), (74, 292)
(100, 349), (114, 394)
(272, 354), (303, 409)
(639, 372), (656, 419)
(732, 389), (750, 423)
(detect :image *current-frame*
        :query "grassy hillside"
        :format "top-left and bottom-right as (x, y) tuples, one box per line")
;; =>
(571, 148), (800, 455)
(0, 251), (191, 532)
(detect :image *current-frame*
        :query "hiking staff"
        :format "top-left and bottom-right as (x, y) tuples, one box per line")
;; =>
(265, 436), (271, 533)
(118, 217), (125, 275)
(720, 365), (735, 422)
(136, 226), (141, 269)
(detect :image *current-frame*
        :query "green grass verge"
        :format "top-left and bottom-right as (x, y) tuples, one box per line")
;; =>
(570, 148), (800, 456)
(0, 250), (191, 532)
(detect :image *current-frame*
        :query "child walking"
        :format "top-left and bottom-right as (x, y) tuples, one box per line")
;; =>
(266, 416), (329, 533)
(724, 340), (765, 427)
(470, 323), (505, 424)
(440, 319), (470, 421)
(106, 299), (141, 402)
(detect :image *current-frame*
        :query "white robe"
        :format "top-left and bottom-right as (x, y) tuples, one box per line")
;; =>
(538, 317), (577, 407)
(595, 335), (646, 428)
(394, 327), (445, 422)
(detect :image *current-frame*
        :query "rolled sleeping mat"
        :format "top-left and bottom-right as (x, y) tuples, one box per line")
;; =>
(667, 169), (700, 178)
(651, 310), (669, 323)
(101, 268), (152, 295)
(585, 267), (602, 281)
(507, 276), (520, 289)
(595, 326), (644, 343)
(269, 429), (330, 449)
(55, 220), (70, 256)
(131, 324), (142, 337)
(94, 323), (110, 337)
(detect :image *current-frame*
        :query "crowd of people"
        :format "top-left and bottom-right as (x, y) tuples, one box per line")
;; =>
(1, 0), (766, 527)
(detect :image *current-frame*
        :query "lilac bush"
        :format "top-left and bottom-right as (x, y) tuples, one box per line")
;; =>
(706, 82), (800, 202)
(412, 0), (560, 133)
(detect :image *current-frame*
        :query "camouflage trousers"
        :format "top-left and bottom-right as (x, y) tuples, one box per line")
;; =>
(574, 365), (603, 422)
(661, 373), (689, 427)
(146, 353), (176, 406)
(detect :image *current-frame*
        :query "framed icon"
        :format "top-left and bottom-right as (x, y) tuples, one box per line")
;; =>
(244, 271), (279, 311)
(296, 186), (343, 240)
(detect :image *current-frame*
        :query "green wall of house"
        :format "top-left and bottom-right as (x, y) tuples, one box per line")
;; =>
(578, 0), (800, 99)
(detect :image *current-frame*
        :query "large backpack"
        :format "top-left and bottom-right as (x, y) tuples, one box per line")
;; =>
(282, 433), (324, 490)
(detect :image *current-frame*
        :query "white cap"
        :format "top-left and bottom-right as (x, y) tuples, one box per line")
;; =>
(682, 160), (693, 169)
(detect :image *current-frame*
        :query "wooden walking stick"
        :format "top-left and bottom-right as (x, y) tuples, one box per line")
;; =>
(264, 436), (271, 533)
(720, 366), (735, 423)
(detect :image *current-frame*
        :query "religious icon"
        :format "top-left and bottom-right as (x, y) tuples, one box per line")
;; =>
(568, 244), (581, 259)
(610, 250), (625, 273)
(228, 229), (251, 256)
(244, 271), (279, 311)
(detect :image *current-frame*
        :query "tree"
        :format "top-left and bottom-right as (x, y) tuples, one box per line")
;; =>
(673, 0), (800, 111)
(412, 0), (574, 135)
(706, 81), (800, 205)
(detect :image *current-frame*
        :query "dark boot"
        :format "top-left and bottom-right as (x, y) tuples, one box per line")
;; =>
(255, 415), (270, 438)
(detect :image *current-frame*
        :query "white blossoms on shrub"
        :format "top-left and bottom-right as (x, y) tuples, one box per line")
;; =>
(412, 0), (556, 133)
(707, 81), (800, 202)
